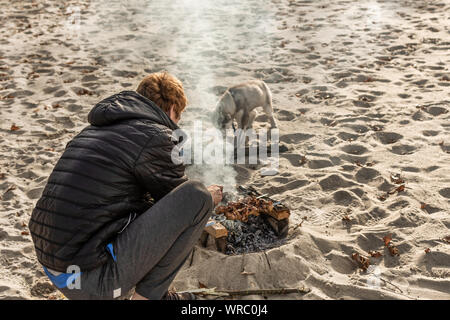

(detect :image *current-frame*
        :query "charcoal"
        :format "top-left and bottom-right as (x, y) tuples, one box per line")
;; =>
(222, 215), (286, 255)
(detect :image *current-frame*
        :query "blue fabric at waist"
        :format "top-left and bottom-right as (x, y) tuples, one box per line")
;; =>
(43, 242), (116, 288)
(43, 266), (82, 289)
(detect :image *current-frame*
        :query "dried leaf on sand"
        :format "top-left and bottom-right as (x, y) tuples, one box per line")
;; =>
(388, 245), (400, 256)
(388, 184), (405, 195)
(352, 252), (370, 271)
(383, 234), (392, 246)
(383, 234), (400, 256)
(368, 251), (382, 258)
(390, 173), (405, 184)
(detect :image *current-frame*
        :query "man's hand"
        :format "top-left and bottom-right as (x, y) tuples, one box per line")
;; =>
(207, 185), (223, 206)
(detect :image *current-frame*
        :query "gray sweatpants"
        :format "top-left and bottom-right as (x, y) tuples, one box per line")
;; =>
(57, 180), (214, 300)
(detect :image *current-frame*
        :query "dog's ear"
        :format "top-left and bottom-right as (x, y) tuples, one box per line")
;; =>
(220, 114), (233, 129)
(211, 108), (222, 127)
(213, 107), (229, 129)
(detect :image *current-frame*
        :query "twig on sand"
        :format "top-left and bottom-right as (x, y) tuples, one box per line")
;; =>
(291, 217), (306, 231)
(379, 277), (404, 294)
(378, 277), (417, 300)
(179, 287), (311, 297)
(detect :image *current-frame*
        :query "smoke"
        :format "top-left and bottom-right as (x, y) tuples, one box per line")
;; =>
(79, 0), (275, 193)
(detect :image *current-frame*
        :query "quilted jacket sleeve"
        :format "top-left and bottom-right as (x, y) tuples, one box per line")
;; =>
(134, 126), (188, 201)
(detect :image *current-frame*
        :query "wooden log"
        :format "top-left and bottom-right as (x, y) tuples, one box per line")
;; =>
(204, 221), (228, 238)
(215, 236), (227, 253)
(262, 207), (290, 221)
(264, 216), (289, 237)
(202, 221), (229, 253)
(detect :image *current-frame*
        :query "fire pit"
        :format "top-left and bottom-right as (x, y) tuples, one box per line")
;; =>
(199, 186), (290, 255)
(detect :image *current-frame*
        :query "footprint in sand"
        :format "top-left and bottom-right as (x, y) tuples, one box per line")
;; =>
(280, 132), (314, 144)
(412, 110), (431, 121)
(439, 143), (450, 154)
(412, 79), (428, 87)
(402, 166), (421, 172)
(69, 65), (98, 73)
(308, 159), (334, 169)
(353, 95), (375, 108)
(345, 124), (369, 134)
(398, 93), (411, 99)
(424, 165), (440, 172)
(387, 199), (410, 211)
(374, 131), (403, 144)
(280, 154), (307, 167)
(341, 144), (368, 155)
(327, 252), (355, 275)
(34, 68), (55, 76)
(54, 116), (75, 129)
(355, 207), (389, 226)
(276, 109), (297, 121)
(421, 205), (442, 214)
(260, 179), (309, 195)
(438, 188), (450, 199)
(81, 75), (99, 82)
(390, 144), (417, 155)
(26, 187), (43, 200)
(422, 130), (440, 137)
(111, 69), (138, 78)
(54, 90), (67, 97)
(337, 132), (359, 141)
(43, 86), (62, 95)
(12, 90), (34, 98)
(67, 104), (83, 112)
(332, 190), (359, 206)
(17, 170), (39, 180)
(424, 106), (449, 117)
(319, 174), (355, 192)
(355, 167), (381, 184)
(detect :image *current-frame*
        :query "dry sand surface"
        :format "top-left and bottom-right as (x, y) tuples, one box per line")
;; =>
(0, 0), (449, 300)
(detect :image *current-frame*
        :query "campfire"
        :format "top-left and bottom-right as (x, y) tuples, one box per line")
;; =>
(200, 186), (290, 254)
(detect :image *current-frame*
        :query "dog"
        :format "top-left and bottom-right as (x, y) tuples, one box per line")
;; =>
(213, 80), (277, 131)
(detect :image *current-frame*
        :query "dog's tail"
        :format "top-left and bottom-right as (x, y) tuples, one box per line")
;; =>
(261, 81), (277, 128)
(262, 81), (273, 108)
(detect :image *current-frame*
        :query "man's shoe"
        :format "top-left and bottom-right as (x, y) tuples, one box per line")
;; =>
(162, 290), (196, 300)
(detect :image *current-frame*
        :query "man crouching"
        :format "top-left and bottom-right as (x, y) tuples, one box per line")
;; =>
(28, 72), (223, 300)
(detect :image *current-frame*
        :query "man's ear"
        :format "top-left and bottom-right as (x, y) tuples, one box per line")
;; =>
(169, 105), (175, 119)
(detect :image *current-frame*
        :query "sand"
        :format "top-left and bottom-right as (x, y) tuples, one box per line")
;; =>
(0, 0), (449, 300)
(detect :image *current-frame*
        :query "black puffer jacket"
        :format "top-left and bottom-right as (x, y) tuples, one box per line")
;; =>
(28, 91), (187, 272)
